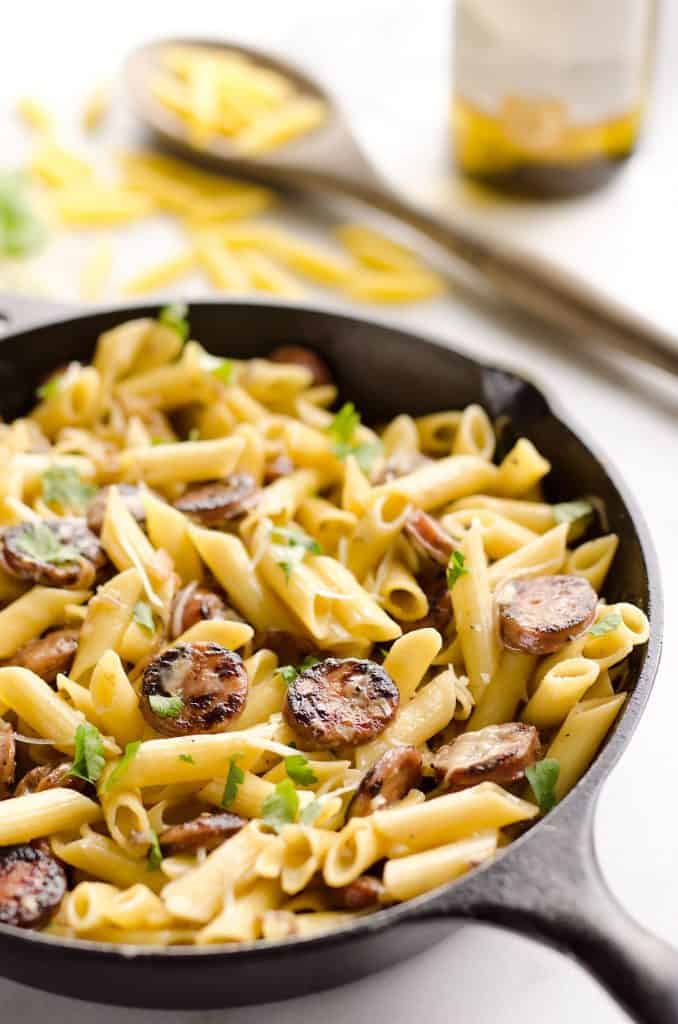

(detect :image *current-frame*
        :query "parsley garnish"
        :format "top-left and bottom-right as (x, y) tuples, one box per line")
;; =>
(221, 756), (244, 808)
(0, 170), (45, 258)
(284, 754), (317, 787)
(148, 694), (184, 718)
(158, 302), (189, 342)
(270, 525), (322, 582)
(179, 753), (195, 764)
(261, 778), (299, 833)
(526, 758), (560, 812)
(70, 722), (105, 784)
(41, 465), (97, 510)
(14, 522), (79, 565)
(300, 799), (323, 826)
(326, 402), (381, 472)
(36, 375), (62, 401)
(212, 359), (233, 385)
(588, 612), (622, 637)
(104, 740), (141, 792)
(446, 550), (468, 588)
(147, 829), (163, 871)
(132, 600), (155, 634)
(276, 665), (299, 685)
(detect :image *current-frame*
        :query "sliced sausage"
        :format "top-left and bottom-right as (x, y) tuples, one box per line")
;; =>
(141, 641), (249, 736)
(14, 762), (84, 797)
(264, 453), (295, 484)
(254, 629), (316, 667)
(0, 723), (15, 797)
(0, 518), (106, 588)
(86, 483), (148, 535)
(371, 451), (431, 485)
(173, 473), (260, 527)
(268, 345), (332, 387)
(432, 722), (540, 790)
(160, 811), (245, 853)
(12, 628), (79, 685)
(332, 875), (385, 910)
(350, 746), (423, 817)
(404, 509), (457, 567)
(497, 574), (598, 655)
(283, 658), (399, 748)
(0, 843), (67, 928)
(169, 582), (242, 640)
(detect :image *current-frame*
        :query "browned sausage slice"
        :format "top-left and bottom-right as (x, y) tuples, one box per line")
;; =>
(350, 746), (422, 817)
(169, 582), (242, 640)
(371, 452), (432, 485)
(0, 843), (67, 928)
(141, 641), (248, 736)
(160, 812), (246, 853)
(174, 473), (259, 527)
(13, 628), (79, 685)
(264, 453), (295, 484)
(283, 658), (399, 748)
(432, 722), (540, 790)
(86, 483), (148, 535)
(0, 722), (15, 797)
(404, 509), (457, 567)
(0, 518), (106, 588)
(14, 762), (83, 797)
(333, 875), (385, 910)
(268, 345), (332, 386)
(497, 574), (598, 655)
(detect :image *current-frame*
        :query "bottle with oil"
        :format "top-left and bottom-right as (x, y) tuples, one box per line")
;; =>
(452, 0), (657, 197)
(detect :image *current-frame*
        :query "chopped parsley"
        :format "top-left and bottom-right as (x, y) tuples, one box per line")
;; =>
(158, 302), (189, 342)
(70, 722), (105, 785)
(179, 753), (195, 765)
(104, 741), (141, 792)
(276, 654), (321, 686)
(41, 466), (96, 510)
(132, 600), (155, 634)
(211, 359), (233, 385)
(147, 829), (163, 871)
(261, 778), (299, 833)
(0, 170), (45, 258)
(270, 525), (322, 582)
(327, 402), (381, 473)
(36, 375), (62, 401)
(588, 612), (622, 637)
(148, 694), (184, 718)
(221, 755), (244, 808)
(299, 799), (323, 826)
(526, 758), (560, 813)
(284, 753), (317, 787)
(446, 550), (468, 588)
(14, 522), (80, 565)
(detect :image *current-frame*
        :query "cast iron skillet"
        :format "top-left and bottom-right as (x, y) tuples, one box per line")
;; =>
(0, 294), (674, 1021)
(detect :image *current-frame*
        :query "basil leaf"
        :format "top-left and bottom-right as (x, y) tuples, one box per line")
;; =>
(104, 740), (141, 792)
(588, 612), (622, 637)
(261, 778), (299, 833)
(221, 756), (244, 808)
(132, 600), (155, 634)
(148, 694), (184, 718)
(526, 758), (560, 813)
(70, 722), (105, 784)
(14, 522), (80, 565)
(147, 829), (163, 871)
(446, 550), (468, 588)
(158, 302), (189, 342)
(41, 466), (97, 510)
(284, 754), (317, 787)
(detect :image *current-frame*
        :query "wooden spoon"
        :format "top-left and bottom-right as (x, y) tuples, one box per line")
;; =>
(126, 37), (678, 378)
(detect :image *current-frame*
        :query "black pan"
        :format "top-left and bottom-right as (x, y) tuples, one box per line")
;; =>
(0, 294), (673, 1022)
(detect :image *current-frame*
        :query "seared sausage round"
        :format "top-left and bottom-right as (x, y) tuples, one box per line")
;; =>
(268, 345), (332, 387)
(432, 722), (540, 790)
(86, 483), (148, 535)
(283, 658), (399, 748)
(173, 473), (259, 527)
(0, 518), (106, 588)
(160, 811), (246, 853)
(14, 762), (82, 797)
(497, 574), (598, 655)
(169, 582), (241, 640)
(12, 628), (79, 685)
(404, 509), (456, 566)
(0, 843), (67, 928)
(350, 746), (423, 817)
(0, 723), (15, 796)
(371, 451), (431, 485)
(333, 875), (385, 910)
(141, 641), (248, 736)
(264, 453), (295, 484)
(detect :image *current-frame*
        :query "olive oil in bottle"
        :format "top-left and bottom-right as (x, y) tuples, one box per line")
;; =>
(452, 0), (657, 196)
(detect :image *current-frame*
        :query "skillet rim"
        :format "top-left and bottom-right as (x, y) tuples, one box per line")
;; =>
(0, 298), (662, 961)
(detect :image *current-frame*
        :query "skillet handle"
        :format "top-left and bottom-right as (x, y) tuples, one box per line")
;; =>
(0, 293), (77, 334)
(417, 791), (678, 1024)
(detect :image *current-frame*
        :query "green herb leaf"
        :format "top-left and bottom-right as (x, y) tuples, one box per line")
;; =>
(299, 799), (323, 826)
(14, 522), (80, 565)
(271, 524), (322, 582)
(147, 829), (163, 871)
(261, 778), (299, 833)
(212, 359), (233, 385)
(132, 600), (155, 634)
(276, 664), (299, 685)
(179, 753), (195, 764)
(221, 756), (244, 808)
(446, 550), (468, 588)
(70, 722), (105, 784)
(300, 655), (320, 671)
(284, 754), (317, 787)
(158, 302), (189, 342)
(148, 694), (184, 718)
(588, 612), (622, 637)
(0, 171), (46, 258)
(36, 375), (62, 402)
(526, 758), (560, 813)
(41, 465), (97, 510)
(104, 740), (141, 792)
(353, 441), (381, 473)
(327, 402), (380, 469)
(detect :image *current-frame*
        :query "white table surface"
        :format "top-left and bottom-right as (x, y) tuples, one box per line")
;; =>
(1, 2), (677, 1021)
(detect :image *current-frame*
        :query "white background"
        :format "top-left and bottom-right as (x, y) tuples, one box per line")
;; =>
(1, 2), (677, 1021)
